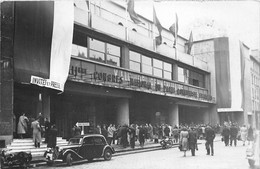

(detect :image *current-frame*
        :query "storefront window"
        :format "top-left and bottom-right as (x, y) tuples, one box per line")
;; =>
(129, 51), (141, 72)
(153, 67), (162, 77)
(178, 66), (205, 88)
(89, 50), (105, 63)
(107, 54), (120, 66)
(130, 61), (141, 72)
(89, 38), (105, 52)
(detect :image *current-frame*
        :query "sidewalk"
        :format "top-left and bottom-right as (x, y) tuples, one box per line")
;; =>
(30, 134), (222, 167)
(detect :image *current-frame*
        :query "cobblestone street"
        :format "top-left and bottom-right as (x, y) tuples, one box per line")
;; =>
(35, 139), (254, 169)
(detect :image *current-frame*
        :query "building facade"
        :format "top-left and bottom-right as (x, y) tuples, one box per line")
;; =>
(1, 1), (218, 145)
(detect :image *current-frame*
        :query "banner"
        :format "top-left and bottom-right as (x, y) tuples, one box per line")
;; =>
(49, 1), (74, 91)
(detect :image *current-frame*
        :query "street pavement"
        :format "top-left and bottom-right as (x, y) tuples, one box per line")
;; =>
(33, 136), (255, 169)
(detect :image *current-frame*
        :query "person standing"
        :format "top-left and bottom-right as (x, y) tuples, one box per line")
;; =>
(240, 125), (247, 146)
(101, 124), (108, 141)
(164, 124), (170, 137)
(230, 124), (238, 146)
(128, 124), (136, 149)
(107, 124), (116, 145)
(139, 125), (146, 148)
(221, 125), (230, 146)
(47, 124), (58, 148)
(44, 118), (51, 143)
(179, 127), (189, 157)
(205, 125), (215, 156)
(17, 113), (29, 139)
(31, 118), (41, 148)
(247, 125), (254, 144)
(188, 127), (198, 156)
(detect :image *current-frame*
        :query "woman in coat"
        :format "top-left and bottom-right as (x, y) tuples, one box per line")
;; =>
(17, 113), (29, 139)
(180, 127), (189, 157)
(240, 125), (247, 146)
(31, 118), (42, 148)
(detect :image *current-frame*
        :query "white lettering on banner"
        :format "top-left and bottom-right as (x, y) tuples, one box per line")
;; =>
(30, 76), (63, 91)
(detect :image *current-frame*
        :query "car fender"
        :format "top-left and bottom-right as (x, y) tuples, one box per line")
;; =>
(62, 149), (83, 160)
(102, 145), (115, 156)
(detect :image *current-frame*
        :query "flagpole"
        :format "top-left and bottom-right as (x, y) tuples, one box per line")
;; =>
(175, 13), (178, 60)
(125, 0), (128, 41)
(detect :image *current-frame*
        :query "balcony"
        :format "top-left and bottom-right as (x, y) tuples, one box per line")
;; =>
(128, 30), (154, 51)
(156, 44), (176, 60)
(92, 14), (125, 40)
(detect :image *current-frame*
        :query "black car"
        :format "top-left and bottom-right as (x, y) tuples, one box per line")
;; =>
(44, 134), (115, 166)
(0, 149), (32, 169)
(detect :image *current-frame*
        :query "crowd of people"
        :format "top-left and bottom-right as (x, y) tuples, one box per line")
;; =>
(17, 112), (58, 149)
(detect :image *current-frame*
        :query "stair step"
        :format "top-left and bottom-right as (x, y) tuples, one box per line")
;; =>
(7, 143), (68, 149)
(12, 137), (64, 143)
(10, 140), (67, 146)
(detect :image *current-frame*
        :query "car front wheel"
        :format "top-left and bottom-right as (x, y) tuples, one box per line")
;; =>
(66, 153), (73, 166)
(104, 149), (112, 161)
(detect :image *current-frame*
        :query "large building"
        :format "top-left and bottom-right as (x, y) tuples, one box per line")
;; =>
(0, 1), (257, 145)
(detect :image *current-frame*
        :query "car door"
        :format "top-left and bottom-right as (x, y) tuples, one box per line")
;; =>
(79, 137), (95, 159)
(93, 136), (106, 157)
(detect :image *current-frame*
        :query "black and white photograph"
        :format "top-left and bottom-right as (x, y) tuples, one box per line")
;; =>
(0, 0), (259, 169)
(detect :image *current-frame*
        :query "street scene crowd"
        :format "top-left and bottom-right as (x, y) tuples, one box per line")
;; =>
(16, 112), (257, 157)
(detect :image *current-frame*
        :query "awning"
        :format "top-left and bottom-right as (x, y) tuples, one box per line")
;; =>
(217, 108), (243, 112)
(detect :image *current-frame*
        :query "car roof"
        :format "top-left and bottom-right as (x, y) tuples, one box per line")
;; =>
(71, 134), (104, 139)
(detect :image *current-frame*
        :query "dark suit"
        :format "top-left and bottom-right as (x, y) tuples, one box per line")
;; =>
(188, 129), (198, 156)
(205, 126), (215, 155)
(230, 125), (238, 146)
(222, 127), (230, 146)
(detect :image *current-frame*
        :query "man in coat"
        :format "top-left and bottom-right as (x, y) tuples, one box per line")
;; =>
(44, 118), (51, 143)
(31, 118), (41, 148)
(128, 124), (136, 149)
(205, 125), (215, 156)
(47, 124), (58, 148)
(222, 125), (230, 146)
(230, 123), (238, 146)
(188, 127), (198, 156)
(138, 125), (146, 148)
(17, 113), (29, 139)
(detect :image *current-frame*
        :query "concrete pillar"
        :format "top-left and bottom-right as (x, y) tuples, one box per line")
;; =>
(172, 63), (178, 81)
(42, 92), (50, 120)
(116, 98), (129, 125)
(168, 104), (179, 127)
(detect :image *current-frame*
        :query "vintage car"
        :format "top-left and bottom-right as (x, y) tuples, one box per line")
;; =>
(0, 149), (32, 169)
(44, 134), (115, 166)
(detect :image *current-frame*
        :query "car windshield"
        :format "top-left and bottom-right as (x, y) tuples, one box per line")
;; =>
(68, 138), (82, 145)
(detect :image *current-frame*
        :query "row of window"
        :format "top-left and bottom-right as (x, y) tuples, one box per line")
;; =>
(72, 30), (205, 88)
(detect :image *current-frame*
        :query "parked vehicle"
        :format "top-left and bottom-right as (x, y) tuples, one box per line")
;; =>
(246, 130), (259, 167)
(0, 149), (32, 169)
(44, 134), (115, 166)
(160, 137), (173, 149)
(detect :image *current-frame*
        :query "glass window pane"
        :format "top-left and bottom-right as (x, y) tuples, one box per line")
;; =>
(107, 54), (120, 66)
(178, 74), (185, 82)
(89, 50), (105, 63)
(72, 44), (88, 58)
(142, 64), (152, 75)
(129, 51), (141, 62)
(164, 71), (172, 80)
(73, 30), (87, 47)
(164, 62), (172, 71)
(153, 68), (162, 78)
(153, 59), (162, 69)
(107, 43), (120, 56)
(142, 56), (152, 66)
(130, 61), (140, 72)
(89, 38), (105, 52)
(178, 67), (184, 76)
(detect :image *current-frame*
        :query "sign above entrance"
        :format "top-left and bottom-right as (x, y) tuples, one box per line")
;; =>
(68, 58), (215, 103)
(30, 75), (63, 91)
(76, 122), (90, 127)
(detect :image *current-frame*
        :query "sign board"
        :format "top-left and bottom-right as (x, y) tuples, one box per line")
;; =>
(30, 75), (63, 91)
(76, 122), (90, 127)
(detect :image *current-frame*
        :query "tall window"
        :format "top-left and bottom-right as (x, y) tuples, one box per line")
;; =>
(129, 51), (141, 72)
(72, 30), (121, 67)
(129, 50), (172, 79)
(178, 66), (205, 88)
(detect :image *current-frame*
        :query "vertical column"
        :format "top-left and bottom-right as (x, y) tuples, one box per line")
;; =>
(42, 91), (50, 120)
(0, 1), (15, 145)
(172, 63), (178, 81)
(168, 103), (179, 127)
(121, 45), (129, 69)
(116, 98), (129, 125)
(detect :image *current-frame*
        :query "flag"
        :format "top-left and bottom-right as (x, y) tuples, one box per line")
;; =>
(187, 31), (193, 54)
(239, 41), (245, 110)
(127, 0), (143, 24)
(169, 13), (178, 47)
(153, 6), (162, 45)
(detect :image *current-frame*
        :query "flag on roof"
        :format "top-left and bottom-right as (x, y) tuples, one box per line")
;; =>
(169, 13), (178, 47)
(187, 31), (193, 54)
(153, 6), (162, 45)
(127, 0), (143, 24)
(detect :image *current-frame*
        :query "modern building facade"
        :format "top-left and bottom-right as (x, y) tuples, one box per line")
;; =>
(2, 0), (242, 145)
